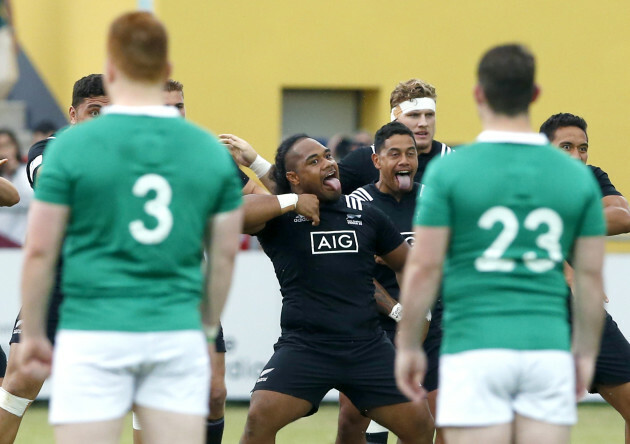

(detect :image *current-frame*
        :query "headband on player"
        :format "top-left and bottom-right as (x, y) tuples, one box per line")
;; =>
(390, 97), (436, 121)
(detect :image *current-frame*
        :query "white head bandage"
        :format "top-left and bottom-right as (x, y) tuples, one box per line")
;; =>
(390, 97), (436, 121)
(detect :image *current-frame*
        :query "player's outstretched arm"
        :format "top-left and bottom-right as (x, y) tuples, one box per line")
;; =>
(202, 206), (243, 336)
(19, 200), (69, 380)
(602, 195), (630, 235)
(395, 226), (449, 402)
(571, 235), (606, 398)
(242, 193), (319, 234)
(219, 134), (277, 193)
(0, 159), (19, 206)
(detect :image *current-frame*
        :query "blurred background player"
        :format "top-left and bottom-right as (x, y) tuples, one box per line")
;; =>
(396, 44), (606, 444)
(338, 78), (451, 194)
(541, 112), (630, 443)
(336, 121), (440, 444)
(0, 73), (108, 444)
(0, 128), (31, 245)
(239, 135), (433, 444)
(19, 11), (243, 444)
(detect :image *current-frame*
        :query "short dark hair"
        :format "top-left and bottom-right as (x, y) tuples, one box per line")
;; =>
(72, 74), (106, 108)
(374, 121), (416, 153)
(272, 134), (309, 194)
(477, 44), (535, 116)
(0, 129), (21, 162)
(539, 113), (588, 142)
(164, 79), (184, 96)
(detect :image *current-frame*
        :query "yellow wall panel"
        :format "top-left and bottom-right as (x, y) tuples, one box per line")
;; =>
(11, 0), (630, 196)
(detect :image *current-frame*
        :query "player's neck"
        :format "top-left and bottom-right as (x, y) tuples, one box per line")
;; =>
(107, 80), (165, 107)
(481, 111), (533, 133)
(375, 179), (406, 202)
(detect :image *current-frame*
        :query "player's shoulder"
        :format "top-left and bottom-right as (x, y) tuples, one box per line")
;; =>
(348, 183), (377, 203)
(27, 135), (55, 161)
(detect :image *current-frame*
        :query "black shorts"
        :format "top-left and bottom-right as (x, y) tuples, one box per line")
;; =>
(383, 328), (439, 393)
(253, 332), (409, 416)
(589, 312), (630, 393)
(214, 324), (226, 353)
(0, 345), (6, 378)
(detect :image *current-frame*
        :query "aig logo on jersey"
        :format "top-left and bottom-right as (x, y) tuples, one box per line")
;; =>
(311, 230), (358, 254)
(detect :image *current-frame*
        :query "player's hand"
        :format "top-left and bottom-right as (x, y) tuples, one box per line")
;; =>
(574, 353), (596, 400)
(395, 347), (428, 404)
(296, 194), (320, 226)
(219, 134), (258, 167)
(19, 336), (53, 381)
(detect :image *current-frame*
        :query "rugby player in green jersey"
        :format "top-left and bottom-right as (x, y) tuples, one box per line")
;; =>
(18, 12), (242, 444)
(396, 44), (606, 444)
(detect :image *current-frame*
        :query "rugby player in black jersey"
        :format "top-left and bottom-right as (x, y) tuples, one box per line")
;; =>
(336, 121), (441, 444)
(0, 74), (109, 444)
(221, 79), (451, 197)
(338, 79), (451, 195)
(541, 112), (630, 444)
(239, 135), (433, 444)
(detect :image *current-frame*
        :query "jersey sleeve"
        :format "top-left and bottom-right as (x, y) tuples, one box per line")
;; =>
(413, 159), (451, 227)
(576, 172), (607, 237)
(589, 165), (622, 197)
(339, 146), (377, 194)
(369, 205), (405, 256)
(26, 138), (50, 189)
(33, 134), (75, 205)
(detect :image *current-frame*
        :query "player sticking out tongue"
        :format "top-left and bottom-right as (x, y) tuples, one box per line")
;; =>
(323, 169), (342, 193)
(395, 171), (412, 191)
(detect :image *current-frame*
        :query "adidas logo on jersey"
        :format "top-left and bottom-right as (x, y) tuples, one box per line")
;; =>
(311, 231), (358, 254)
(294, 215), (310, 223)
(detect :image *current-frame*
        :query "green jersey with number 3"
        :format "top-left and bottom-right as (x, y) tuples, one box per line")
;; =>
(34, 106), (242, 332)
(415, 131), (605, 354)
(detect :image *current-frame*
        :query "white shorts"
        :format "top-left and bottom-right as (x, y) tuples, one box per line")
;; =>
(437, 349), (576, 427)
(49, 330), (210, 425)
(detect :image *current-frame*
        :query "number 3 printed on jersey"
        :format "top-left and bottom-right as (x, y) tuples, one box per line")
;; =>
(475, 206), (563, 273)
(129, 174), (173, 244)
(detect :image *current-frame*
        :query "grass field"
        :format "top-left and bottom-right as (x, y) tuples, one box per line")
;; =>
(13, 401), (626, 443)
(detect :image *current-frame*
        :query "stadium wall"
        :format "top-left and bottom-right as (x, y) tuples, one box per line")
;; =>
(0, 249), (629, 401)
(11, 1), (630, 205)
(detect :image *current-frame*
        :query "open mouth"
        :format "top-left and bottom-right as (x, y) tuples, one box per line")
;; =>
(322, 169), (341, 192)
(395, 170), (412, 191)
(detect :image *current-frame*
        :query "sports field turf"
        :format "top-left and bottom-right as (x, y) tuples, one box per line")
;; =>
(13, 401), (625, 443)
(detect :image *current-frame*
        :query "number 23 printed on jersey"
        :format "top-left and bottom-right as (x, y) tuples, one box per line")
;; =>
(475, 206), (563, 273)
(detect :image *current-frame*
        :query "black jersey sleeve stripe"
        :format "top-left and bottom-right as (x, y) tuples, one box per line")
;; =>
(28, 154), (42, 185)
(349, 187), (373, 203)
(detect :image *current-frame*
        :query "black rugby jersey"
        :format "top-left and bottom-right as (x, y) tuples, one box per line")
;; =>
(257, 195), (404, 339)
(25, 134), (64, 321)
(349, 183), (417, 332)
(338, 139), (451, 194)
(27, 135), (57, 188)
(589, 165), (621, 197)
